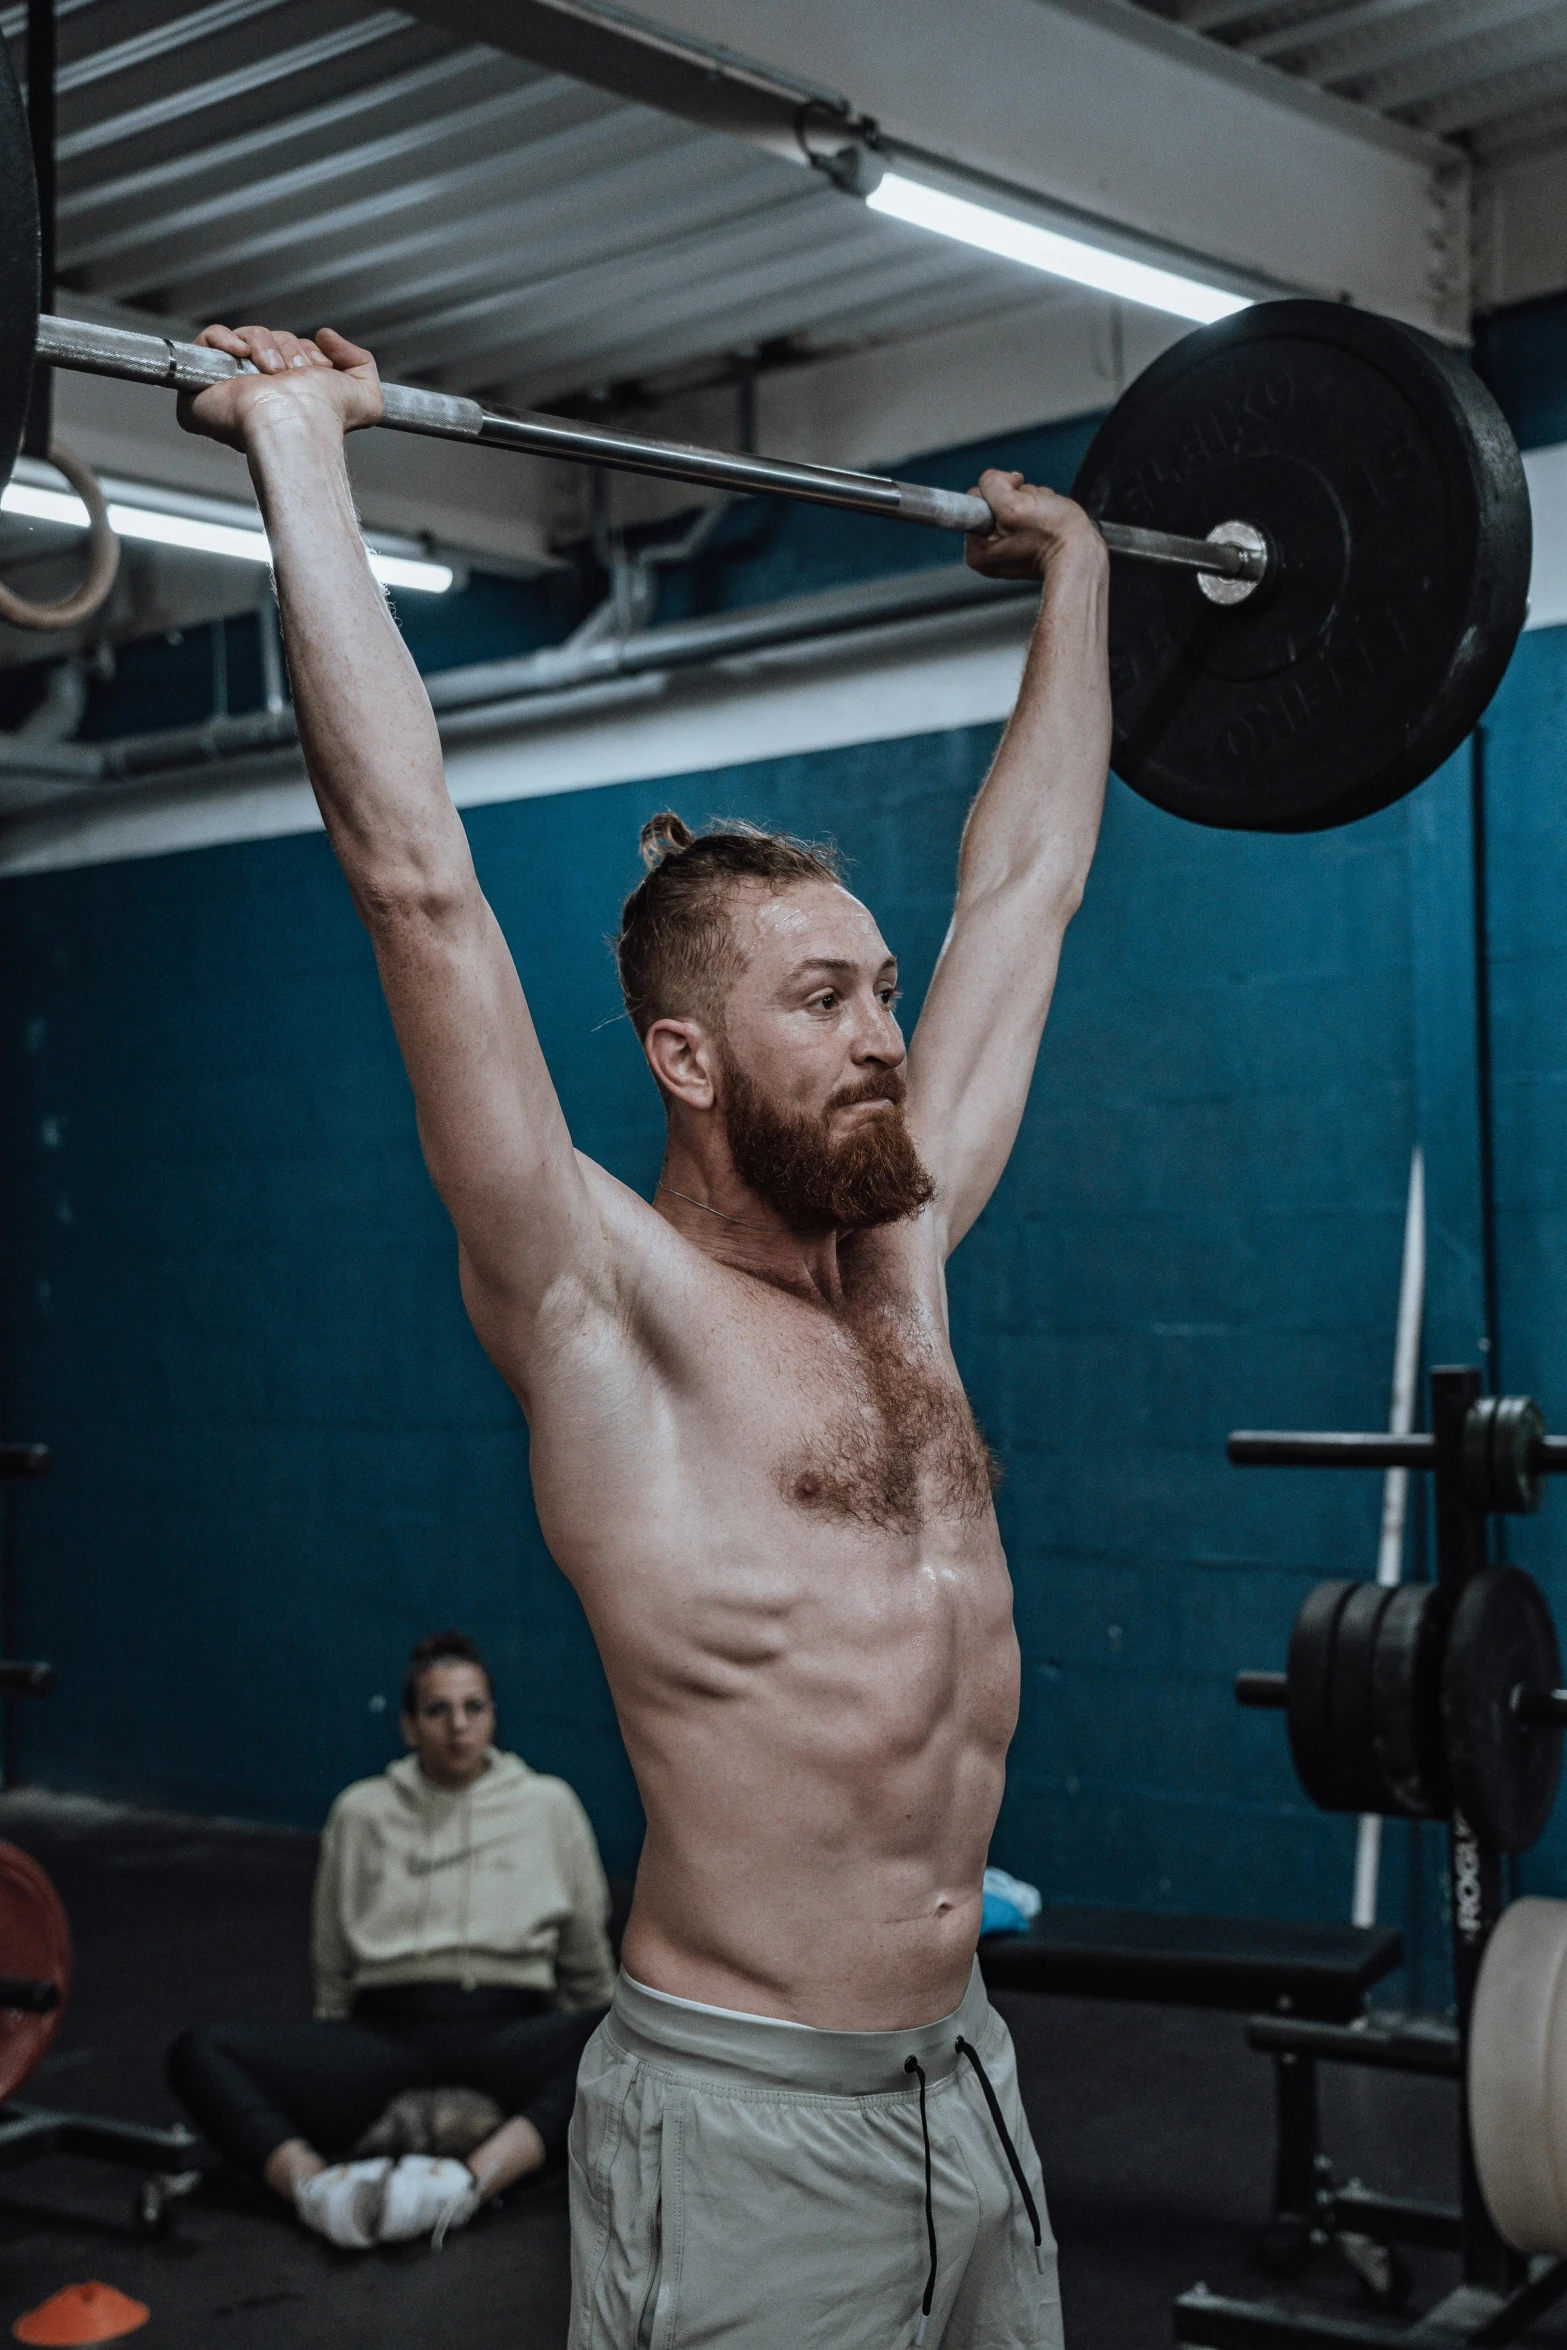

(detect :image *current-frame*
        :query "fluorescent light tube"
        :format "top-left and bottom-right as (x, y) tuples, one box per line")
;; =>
(369, 551), (456, 593)
(0, 480), (454, 592)
(866, 172), (1252, 326)
(110, 504), (273, 562)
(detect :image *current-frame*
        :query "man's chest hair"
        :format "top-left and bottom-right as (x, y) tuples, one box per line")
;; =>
(757, 1259), (1000, 1536)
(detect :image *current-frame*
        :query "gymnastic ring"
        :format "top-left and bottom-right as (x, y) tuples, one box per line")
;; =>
(0, 439), (120, 632)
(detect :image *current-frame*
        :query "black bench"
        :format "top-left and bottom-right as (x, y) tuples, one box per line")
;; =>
(980, 1905), (1409, 2268)
(978, 1904), (1404, 2022)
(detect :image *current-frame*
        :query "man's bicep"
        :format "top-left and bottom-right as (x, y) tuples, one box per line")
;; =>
(370, 888), (609, 1307)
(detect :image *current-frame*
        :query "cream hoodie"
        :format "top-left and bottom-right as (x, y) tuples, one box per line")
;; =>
(311, 1748), (616, 2020)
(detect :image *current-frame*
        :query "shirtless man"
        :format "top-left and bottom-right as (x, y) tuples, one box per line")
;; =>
(181, 319), (1109, 2349)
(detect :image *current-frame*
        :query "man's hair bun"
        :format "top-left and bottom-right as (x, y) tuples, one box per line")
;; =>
(639, 810), (694, 871)
(618, 816), (842, 1037)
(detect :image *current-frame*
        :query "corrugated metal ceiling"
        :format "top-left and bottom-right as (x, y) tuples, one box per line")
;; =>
(1127, 0), (1567, 162)
(17, 0), (1076, 412)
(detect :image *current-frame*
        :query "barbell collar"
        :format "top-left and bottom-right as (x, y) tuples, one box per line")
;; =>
(1463, 1392), (1548, 1514)
(1100, 520), (1265, 583)
(1234, 1670), (1288, 1707)
(32, 313), (1267, 585)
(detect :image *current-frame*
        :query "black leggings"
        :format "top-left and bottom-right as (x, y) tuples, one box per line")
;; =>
(167, 1985), (604, 2175)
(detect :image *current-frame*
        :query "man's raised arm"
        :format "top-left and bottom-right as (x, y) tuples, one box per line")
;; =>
(907, 471), (1111, 1254)
(179, 325), (611, 1381)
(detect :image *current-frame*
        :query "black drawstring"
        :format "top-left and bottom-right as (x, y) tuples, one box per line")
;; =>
(955, 2036), (1045, 2270)
(900, 2035), (1044, 2341)
(904, 2055), (937, 2343)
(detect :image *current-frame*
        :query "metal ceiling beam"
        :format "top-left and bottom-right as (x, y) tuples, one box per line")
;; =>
(0, 0), (99, 43)
(1339, 0), (1567, 108)
(67, 75), (550, 272)
(392, 0), (880, 181)
(224, 132), (776, 342)
(1158, 0), (1567, 213)
(1178, 0), (1281, 32)
(154, 102), (688, 317)
(57, 45), (494, 227)
(1278, 0), (1559, 90)
(1244, 0), (1451, 66)
(56, 9), (416, 163)
(1417, 25), (1567, 122)
(490, 242), (1006, 402)
(397, 218), (877, 386)
(35, 0), (295, 99)
(375, 177), (857, 376)
(406, 216), (1004, 397)
(436, 0), (1467, 332)
(74, 73), (597, 289)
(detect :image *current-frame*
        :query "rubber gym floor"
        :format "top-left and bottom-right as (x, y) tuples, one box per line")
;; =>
(0, 1790), (1519, 2350)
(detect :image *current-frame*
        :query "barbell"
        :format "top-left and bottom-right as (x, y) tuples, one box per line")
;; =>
(0, 45), (1532, 832)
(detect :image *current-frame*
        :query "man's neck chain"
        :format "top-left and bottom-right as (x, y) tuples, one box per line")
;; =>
(656, 1182), (811, 1239)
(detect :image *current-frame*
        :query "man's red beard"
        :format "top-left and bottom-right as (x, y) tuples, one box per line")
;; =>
(717, 1049), (936, 1232)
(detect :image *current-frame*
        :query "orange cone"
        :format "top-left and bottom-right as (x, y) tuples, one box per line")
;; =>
(12, 2284), (150, 2344)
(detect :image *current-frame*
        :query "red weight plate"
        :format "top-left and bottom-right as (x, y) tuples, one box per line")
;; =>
(0, 1843), (70, 2098)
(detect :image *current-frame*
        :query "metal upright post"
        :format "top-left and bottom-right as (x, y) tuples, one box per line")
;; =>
(1429, 1366), (1520, 2296)
(22, 0), (53, 461)
(1266, 2045), (1325, 2264)
(1429, 1366), (1486, 1594)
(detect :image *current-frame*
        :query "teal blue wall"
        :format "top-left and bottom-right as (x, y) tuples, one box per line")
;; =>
(0, 339), (1564, 1995)
(1476, 296), (1567, 453)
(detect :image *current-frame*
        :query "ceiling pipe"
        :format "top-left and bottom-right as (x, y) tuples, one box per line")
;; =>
(0, 562), (1035, 804)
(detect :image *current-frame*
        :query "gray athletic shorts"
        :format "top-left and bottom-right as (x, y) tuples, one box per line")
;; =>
(567, 1960), (1063, 2349)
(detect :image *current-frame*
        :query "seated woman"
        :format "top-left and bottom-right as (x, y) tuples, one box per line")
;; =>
(169, 1630), (615, 2250)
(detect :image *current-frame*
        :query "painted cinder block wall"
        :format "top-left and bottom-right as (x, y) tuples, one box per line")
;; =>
(0, 322), (1563, 1999)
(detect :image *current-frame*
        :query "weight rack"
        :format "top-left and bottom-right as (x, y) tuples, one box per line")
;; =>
(1175, 1365), (1567, 2350)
